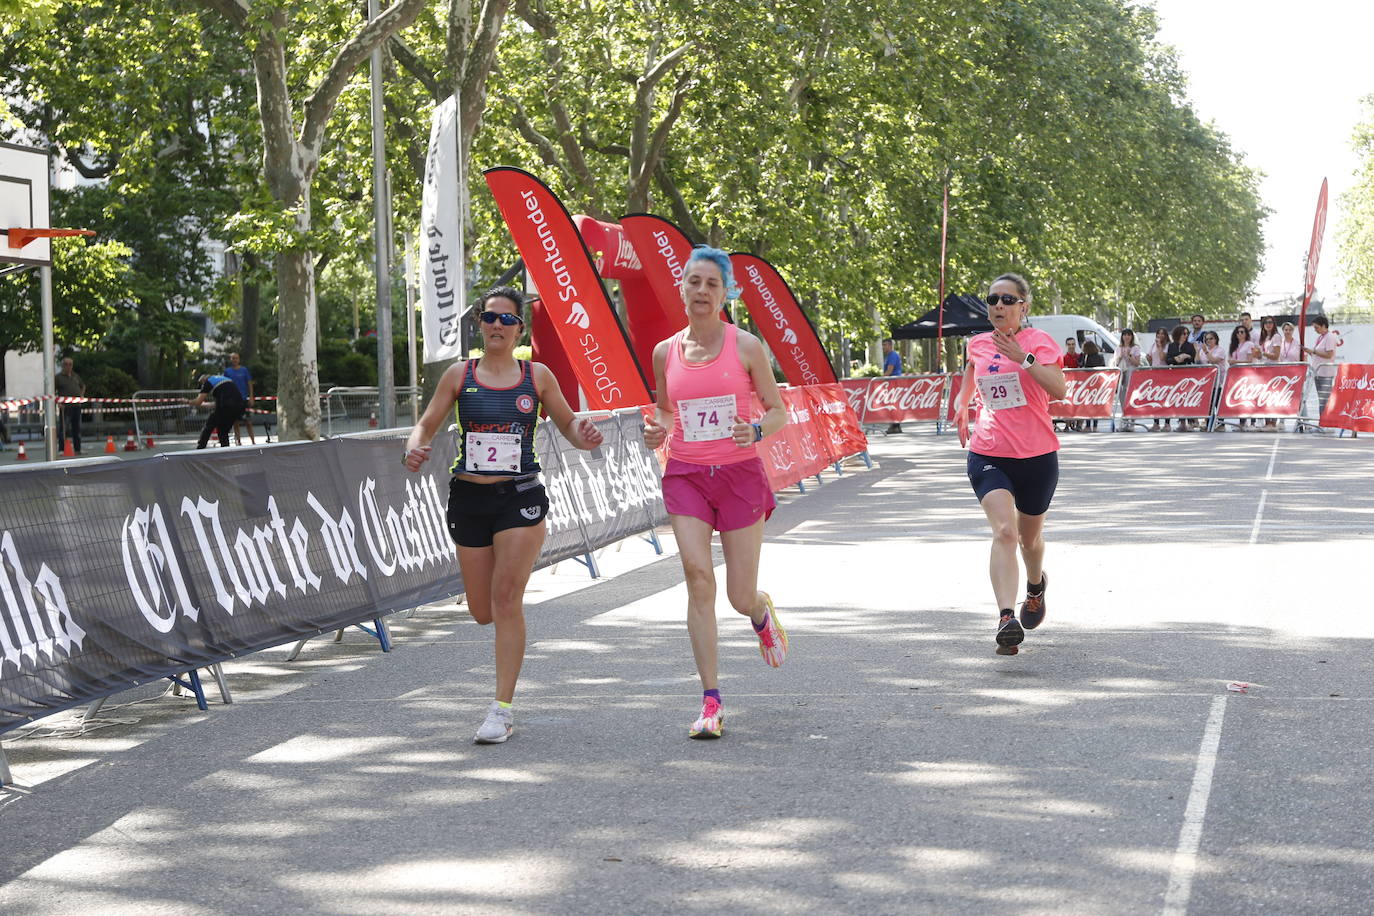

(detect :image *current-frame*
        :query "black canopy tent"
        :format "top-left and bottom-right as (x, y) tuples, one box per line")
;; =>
(890, 293), (992, 339)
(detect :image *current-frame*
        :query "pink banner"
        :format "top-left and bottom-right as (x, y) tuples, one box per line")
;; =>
(1122, 367), (1218, 419)
(1217, 364), (1307, 418)
(803, 383), (868, 462)
(1049, 369), (1121, 419)
(1320, 364), (1374, 432)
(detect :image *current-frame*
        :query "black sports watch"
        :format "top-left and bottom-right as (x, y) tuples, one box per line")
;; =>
(1020, 352), (1037, 370)
(752, 423), (764, 442)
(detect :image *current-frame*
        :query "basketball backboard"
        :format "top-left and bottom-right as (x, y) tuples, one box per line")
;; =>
(1, 141), (51, 276)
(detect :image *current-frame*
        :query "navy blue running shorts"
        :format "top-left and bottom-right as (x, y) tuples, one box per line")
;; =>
(966, 451), (1059, 516)
(447, 476), (549, 548)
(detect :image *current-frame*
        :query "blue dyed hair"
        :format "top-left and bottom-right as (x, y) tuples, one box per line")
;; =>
(687, 246), (742, 300)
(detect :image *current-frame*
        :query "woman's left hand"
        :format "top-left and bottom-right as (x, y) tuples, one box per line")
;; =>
(991, 329), (1026, 364)
(575, 417), (604, 449)
(731, 416), (757, 447)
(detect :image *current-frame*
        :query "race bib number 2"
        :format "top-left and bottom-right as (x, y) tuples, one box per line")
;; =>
(976, 372), (1027, 411)
(679, 394), (737, 442)
(466, 432), (521, 473)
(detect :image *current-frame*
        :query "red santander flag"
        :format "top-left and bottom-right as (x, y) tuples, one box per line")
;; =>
(731, 253), (837, 386)
(484, 167), (650, 409)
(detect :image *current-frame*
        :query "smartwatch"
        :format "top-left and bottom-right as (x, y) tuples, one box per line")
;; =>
(751, 423), (764, 442)
(400, 449), (411, 467)
(1020, 352), (1037, 370)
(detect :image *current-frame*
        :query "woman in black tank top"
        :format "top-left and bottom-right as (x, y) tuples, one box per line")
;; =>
(402, 286), (604, 744)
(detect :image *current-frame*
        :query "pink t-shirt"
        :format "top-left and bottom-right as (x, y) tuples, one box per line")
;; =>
(1278, 336), (1301, 362)
(1231, 339), (1256, 363)
(666, 324), (758, 465)
(966, 327), (1062, 459)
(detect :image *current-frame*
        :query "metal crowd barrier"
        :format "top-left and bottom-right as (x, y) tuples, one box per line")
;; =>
(322, 386), (421, 438)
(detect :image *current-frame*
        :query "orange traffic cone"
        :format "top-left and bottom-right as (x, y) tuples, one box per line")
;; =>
(368, 411), (378, 428)
(62, 438), (74, 458)
(123, 429), (138, 451)
(15, 441), (27, 460)
(146, 433), (156, 449)
(104, 434), (117, 454)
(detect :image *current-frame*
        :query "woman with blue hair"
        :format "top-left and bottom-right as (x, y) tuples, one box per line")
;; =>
(643, 246), (790, 739)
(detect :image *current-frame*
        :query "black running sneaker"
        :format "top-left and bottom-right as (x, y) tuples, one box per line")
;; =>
(996, 610), (1024, 655)
(1020, 573), (1047, 630)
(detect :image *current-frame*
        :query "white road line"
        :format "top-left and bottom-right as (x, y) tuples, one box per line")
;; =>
(1162, 695), (1228, 916)
(1249, 490), (1268, 544)
(1264, 437), (1281, 480)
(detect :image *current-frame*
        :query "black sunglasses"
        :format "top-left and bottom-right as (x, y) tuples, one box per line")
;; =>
(986, 294), (1025, 306)
(480, 310), (522, 326)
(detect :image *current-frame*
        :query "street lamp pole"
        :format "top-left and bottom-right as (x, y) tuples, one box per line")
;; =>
(369, 0), (395, 428)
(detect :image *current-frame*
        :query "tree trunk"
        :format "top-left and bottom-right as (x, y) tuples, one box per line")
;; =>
(275, 186), (320, 441)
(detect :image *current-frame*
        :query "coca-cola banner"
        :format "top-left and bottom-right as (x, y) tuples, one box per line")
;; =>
(1217, 364), (1308, 418)
(484, 167), (651, 409)
(1049, 369), (1121, 419)
(844, 375), (948, 424)
(1122, 367), (1218, 419)
(0, 412), (665, 734)
(730, 253), (838, 387)
(802, 384), (869, 462)
(1320, 363), (1374, 432)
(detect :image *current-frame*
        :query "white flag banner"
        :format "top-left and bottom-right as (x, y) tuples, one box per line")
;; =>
(419, 95), (464, 363)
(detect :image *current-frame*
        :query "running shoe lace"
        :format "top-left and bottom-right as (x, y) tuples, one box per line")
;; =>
(757, 622), (776, 647)
(1023, 594), (1043, 614)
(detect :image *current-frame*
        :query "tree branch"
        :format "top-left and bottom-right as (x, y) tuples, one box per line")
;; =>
(458, 0), (512, 159)
(194, 0), (250, 29)
(301, 0), (429, 159)
(654, 162), (704, 243)
(59, 145), (119, 180)
(389, 36), (442, 99)
(503, 96), (569, 179)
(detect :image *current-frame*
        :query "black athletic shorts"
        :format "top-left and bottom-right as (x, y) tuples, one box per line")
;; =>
(446, 476), (550, 548)
(966, 451), (1059, 516)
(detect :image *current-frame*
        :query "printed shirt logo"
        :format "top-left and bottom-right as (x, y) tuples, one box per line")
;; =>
(516, 394), (535, 413)
(520, 506), (543, 520)
(566, 302), (590, 329)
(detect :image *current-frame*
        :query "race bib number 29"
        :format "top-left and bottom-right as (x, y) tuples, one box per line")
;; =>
(976, 372), (1027, 411)
(679, 394), (737, 442)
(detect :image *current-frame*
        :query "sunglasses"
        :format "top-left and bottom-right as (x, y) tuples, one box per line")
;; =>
(986, 294), (1025, 306)
(480, 311), (522, 326)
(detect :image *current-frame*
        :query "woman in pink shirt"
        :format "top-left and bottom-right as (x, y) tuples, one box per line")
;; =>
(643, 247), (789, 739)
(1277, 322), (1301, 362)
(953, 273), (1067, 656)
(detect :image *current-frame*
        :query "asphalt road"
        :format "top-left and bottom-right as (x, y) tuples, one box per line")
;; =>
(1, 426), (1371, 915)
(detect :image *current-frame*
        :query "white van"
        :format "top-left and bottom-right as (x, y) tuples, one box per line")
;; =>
(1025, 314), (1120, 357)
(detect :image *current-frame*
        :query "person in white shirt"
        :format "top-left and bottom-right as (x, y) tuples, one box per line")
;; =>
(1146, 328), (1170, 430)
(1304, 316), (1341, 425)
(1277, 322), (1301, 362)
(1257, 316), (1280, 363)
(1113, 329), (1143, 432)
(1196, 331), (1228, 431)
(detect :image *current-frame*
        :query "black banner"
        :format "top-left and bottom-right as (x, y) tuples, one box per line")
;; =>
(0, 409), (664, 733)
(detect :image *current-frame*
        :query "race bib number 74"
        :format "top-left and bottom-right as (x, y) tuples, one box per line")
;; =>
(679, 394), (737, 442)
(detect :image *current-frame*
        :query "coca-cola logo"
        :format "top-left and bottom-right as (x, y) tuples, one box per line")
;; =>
(1053, 372), (1118, 407)
(867, 378), (943, 413)
(1128, 375), (1210, 410)
(1224, 374), (1301, 410)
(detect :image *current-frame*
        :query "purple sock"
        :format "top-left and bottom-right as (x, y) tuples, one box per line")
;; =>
(703, 689), (721, 704)
(752, 612), (769, 633)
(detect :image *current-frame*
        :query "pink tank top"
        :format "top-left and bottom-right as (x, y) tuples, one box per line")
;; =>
(666, 324), (758, 465)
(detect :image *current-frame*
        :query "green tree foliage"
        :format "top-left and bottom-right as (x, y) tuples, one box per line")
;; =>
(1338, 94), (1374, 307)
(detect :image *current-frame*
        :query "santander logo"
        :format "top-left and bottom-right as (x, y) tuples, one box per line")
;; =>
(781, 328), (798, 345)
(566, 302), (590, 329)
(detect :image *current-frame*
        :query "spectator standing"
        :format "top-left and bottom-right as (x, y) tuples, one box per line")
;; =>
(1114, 329), (1142, 431)
(1165, 326), (1197, 431)
(1062, 338), (1081, 369)
(1187, 313), (1206, 345)
(1079, 340), (1106, 431)
(1304, 316), (1340, 428)
(1277, 322), (1301, 362)
(1147, 328), (1171, 430)
(1197, 331), (1228, 431)
(1257, 317), (1280, 363)
(223, 352), (256, 445)
(1238, 311), (1259, 343)
(881, 337), (904, 435)
(54, 357), (85, 454)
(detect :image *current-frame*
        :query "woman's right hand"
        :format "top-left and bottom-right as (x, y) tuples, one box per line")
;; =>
(643, 415), (667, 449)
(401, 444), (431, 472)
(956, 405), (971, 448)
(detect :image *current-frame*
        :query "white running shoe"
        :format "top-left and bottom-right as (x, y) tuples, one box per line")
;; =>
(474, 701), (513, 744)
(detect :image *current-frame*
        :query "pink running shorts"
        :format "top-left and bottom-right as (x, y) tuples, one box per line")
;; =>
(661, 457), (776, 532)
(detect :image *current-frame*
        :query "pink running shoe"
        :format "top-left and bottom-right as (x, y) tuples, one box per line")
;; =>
(755, 593), (789, 668)
(689, 696), (723, 739)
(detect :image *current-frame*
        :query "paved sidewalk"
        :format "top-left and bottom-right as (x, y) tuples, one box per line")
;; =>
(2, 429), (1371, 915)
